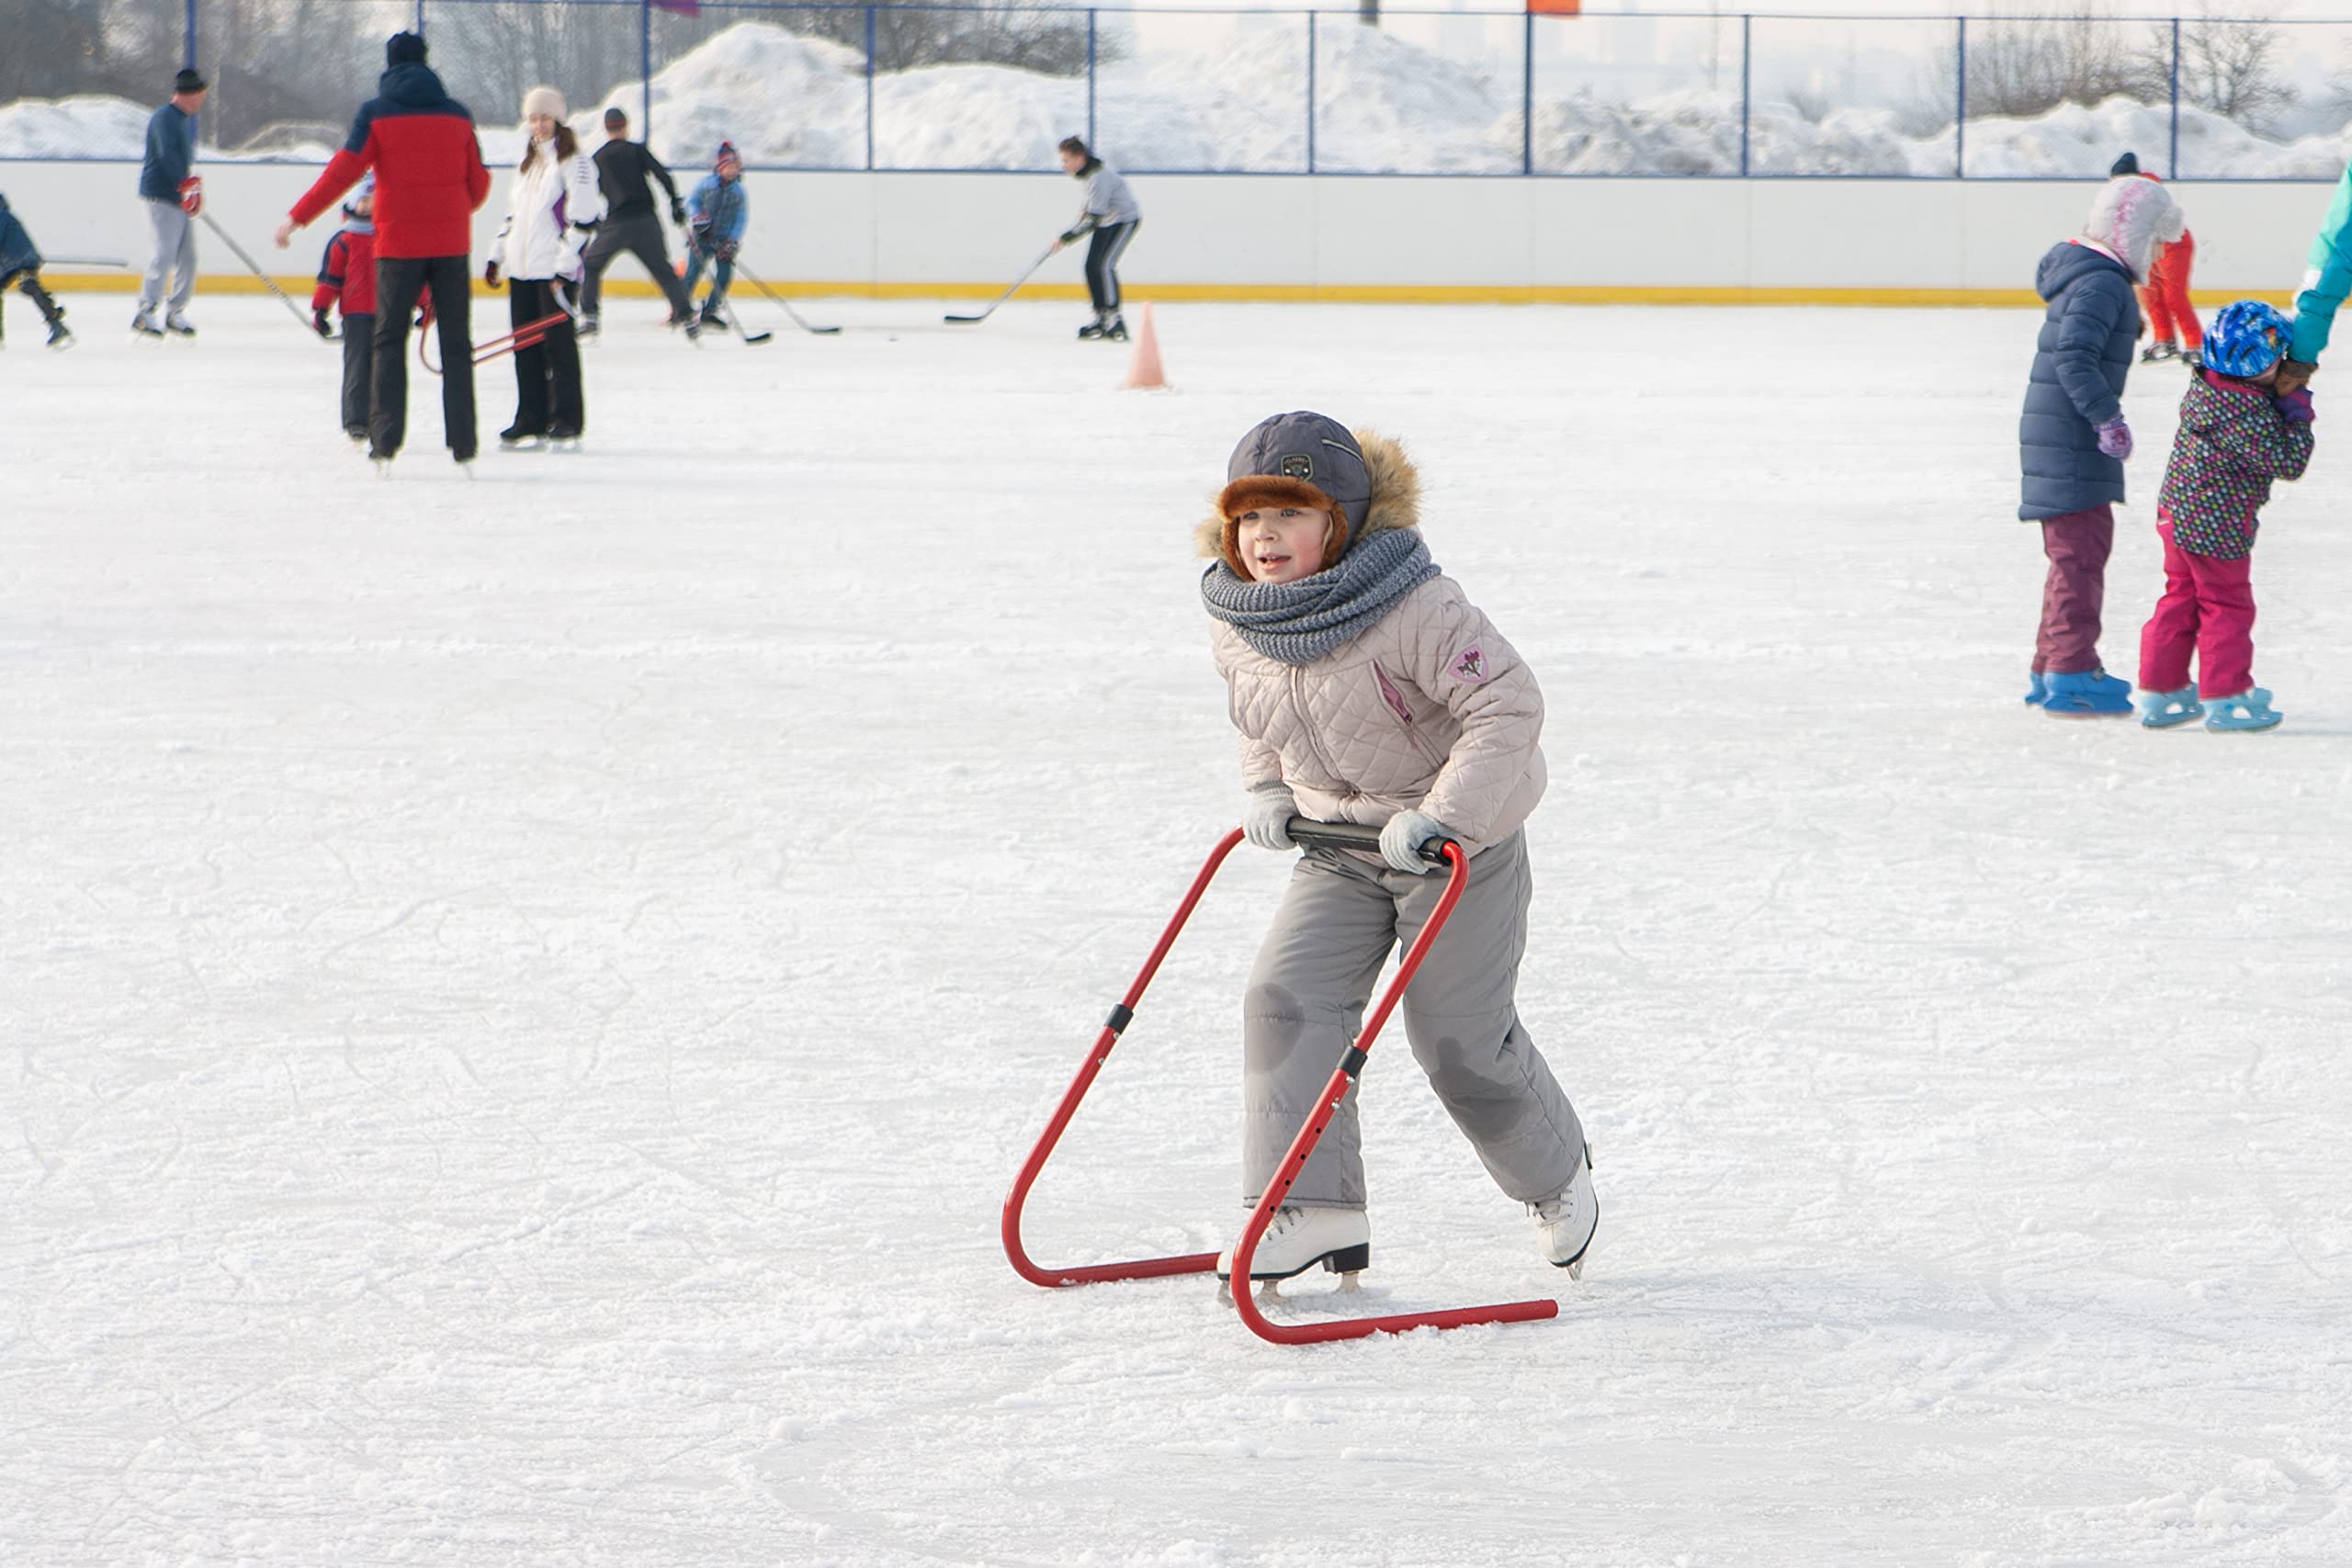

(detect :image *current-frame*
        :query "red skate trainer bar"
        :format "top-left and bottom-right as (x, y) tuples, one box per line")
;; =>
(1001, 819), (1558, 1344)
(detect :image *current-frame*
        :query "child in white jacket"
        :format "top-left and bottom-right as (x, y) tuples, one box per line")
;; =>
(1198, 411), (1597, 1286)
(488, 85), (601, 447)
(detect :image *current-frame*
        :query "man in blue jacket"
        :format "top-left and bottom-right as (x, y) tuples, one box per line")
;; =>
(136, 67), (208, 338)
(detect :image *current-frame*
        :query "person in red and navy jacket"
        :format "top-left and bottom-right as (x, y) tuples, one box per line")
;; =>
(274, 31), (492, 468)
(311, 175), (379, 441)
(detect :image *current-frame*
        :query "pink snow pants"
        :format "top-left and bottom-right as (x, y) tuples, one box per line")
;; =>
(2138, 515), (2256, 698)
(2035, 503), (2115, 676)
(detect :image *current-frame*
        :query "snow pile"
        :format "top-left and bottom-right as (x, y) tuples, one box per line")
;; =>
(5, 20), (2349, 179)
(0, 94), (336, 162)
(0, 95), (170, 160)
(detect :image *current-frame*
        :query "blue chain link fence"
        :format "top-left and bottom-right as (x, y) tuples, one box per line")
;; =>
(5, 3), (2349, 178)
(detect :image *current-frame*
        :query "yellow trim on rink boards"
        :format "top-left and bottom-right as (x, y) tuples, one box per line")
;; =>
(39, 273), (2299, 310)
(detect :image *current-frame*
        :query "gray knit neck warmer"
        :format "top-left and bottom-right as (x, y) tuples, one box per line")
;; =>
(1200, 529), (1439, 666)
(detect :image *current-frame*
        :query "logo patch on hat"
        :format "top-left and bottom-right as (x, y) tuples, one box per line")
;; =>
(1279, 454), (1314, 479)
(1451, 644), (1489, 683)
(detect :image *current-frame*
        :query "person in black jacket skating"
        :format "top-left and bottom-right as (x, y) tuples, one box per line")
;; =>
(0, 191), (73, 349)
(579, 107), (697, 337)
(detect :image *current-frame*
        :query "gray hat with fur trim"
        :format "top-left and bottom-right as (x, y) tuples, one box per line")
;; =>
(1217, 412), (1374, 538)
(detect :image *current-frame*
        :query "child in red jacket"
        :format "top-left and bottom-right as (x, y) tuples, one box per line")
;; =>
(311, 176), (376, 441)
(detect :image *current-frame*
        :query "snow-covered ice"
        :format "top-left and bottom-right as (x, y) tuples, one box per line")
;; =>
(5, 293), (2351, 1565)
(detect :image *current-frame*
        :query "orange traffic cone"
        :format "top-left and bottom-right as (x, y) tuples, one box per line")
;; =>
(1121, 301), (1166, 390)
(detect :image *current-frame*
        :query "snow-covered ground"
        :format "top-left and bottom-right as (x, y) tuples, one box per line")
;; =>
(5, 294), (2351, 1566)
(5, 17), (2349, 176)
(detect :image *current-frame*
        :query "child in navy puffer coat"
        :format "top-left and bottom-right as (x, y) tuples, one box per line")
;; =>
(2018, 175), (2181, 716)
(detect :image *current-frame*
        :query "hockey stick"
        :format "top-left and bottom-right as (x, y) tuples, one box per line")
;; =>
(196, 210), (324, 339)
(730, 259), (839, 335)
(945, 243), (1057, 324)
(43, 254), (130, 267)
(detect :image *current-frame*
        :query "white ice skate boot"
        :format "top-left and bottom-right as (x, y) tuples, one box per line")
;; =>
(1216, 1205), (1370, 1283)
(1531, 1146), (1598, 1278)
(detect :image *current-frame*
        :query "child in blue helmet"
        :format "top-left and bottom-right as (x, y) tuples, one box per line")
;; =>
(2133, 299), (2313, 732)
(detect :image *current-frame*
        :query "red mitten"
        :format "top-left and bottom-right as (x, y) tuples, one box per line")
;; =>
(177, 175), (203, 216)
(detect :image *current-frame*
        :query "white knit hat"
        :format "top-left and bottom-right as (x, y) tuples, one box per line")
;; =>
(522, 85), (566, 121)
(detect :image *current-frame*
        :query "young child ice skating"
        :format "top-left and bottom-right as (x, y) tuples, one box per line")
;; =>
(2133, 300), (2313, 733)
(311, 175), (377, 440)
(2018, 173), (2182, 716)
(682, 141), (747, 331)
(1197, 412), (1597, 1286)
(0, 191), (73, 350)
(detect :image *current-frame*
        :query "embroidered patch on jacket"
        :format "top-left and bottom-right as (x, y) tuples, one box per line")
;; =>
(1450, 644), (1489, 683)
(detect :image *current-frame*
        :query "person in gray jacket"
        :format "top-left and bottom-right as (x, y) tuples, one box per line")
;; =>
(136, 67), (208, 337)
(1053, 136), (1139, 342)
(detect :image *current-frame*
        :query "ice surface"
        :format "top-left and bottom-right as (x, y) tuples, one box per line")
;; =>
(5, 293), (2352, 1566)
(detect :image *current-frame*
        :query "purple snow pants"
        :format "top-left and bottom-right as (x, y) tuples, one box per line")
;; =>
(2034, 503), (2115, 676)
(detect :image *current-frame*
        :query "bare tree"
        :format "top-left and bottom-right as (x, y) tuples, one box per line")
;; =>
(422, 1), (651, 136)
(1957, 9), (2166, 120)
(2140, 7), (2296, 131)
(776, 5), (1103, 76)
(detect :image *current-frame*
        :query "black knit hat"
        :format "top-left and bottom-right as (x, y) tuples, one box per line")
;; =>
(2110, 151), (2140, 176)
(173, 67), (207, 93)
(387, 31), (428, 66)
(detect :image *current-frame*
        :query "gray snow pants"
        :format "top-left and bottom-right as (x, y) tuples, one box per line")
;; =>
(1242, 830), (1584, 1210)
(140, 198), (197, 316)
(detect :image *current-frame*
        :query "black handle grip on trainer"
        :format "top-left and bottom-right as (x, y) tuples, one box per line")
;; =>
(1283, 817), (1453, 867)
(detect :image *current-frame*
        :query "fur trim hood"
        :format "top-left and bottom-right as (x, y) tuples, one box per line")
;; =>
(2083, 175), (2185, 282)
(1193, 429), (1421, 567)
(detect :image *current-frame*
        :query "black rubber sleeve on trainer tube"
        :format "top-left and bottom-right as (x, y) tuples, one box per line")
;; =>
(1284, 817), (1451, 866)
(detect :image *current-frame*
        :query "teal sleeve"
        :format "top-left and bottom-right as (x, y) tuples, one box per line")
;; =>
(2290, 167), (2352, 363)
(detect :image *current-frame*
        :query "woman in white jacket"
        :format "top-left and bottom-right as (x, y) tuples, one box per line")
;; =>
(488, 86), (602, 447)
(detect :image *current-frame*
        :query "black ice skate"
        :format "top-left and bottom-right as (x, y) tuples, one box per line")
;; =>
(499, 424), (547, 450)
(545, 423), (582, 452)
(2140, 340), (2180, 364)
(47, 312), (73, 351)
(1102, 312), (1128, 343)
(1077, 311), (1109, 340)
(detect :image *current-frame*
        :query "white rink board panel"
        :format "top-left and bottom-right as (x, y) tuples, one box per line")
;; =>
(3, 159), (2338, 295)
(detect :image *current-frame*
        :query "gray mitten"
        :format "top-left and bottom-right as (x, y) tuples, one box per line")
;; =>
(1241, 786), (1297, 852)
(1378, 809), (1452, 873)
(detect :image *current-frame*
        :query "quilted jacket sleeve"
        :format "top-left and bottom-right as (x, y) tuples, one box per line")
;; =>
(1396, 585), (1544, 843)
(1238, 733), (1283, 790)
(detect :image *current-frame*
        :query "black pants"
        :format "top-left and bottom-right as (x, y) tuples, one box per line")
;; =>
(338, 311), (374, 435)
(581, 212), (692, 321)
(0, 267), (62, 343)
(1084, 220), (1138, 314)
(371, 254), (476, 460)
(508, 278), (582, 435)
